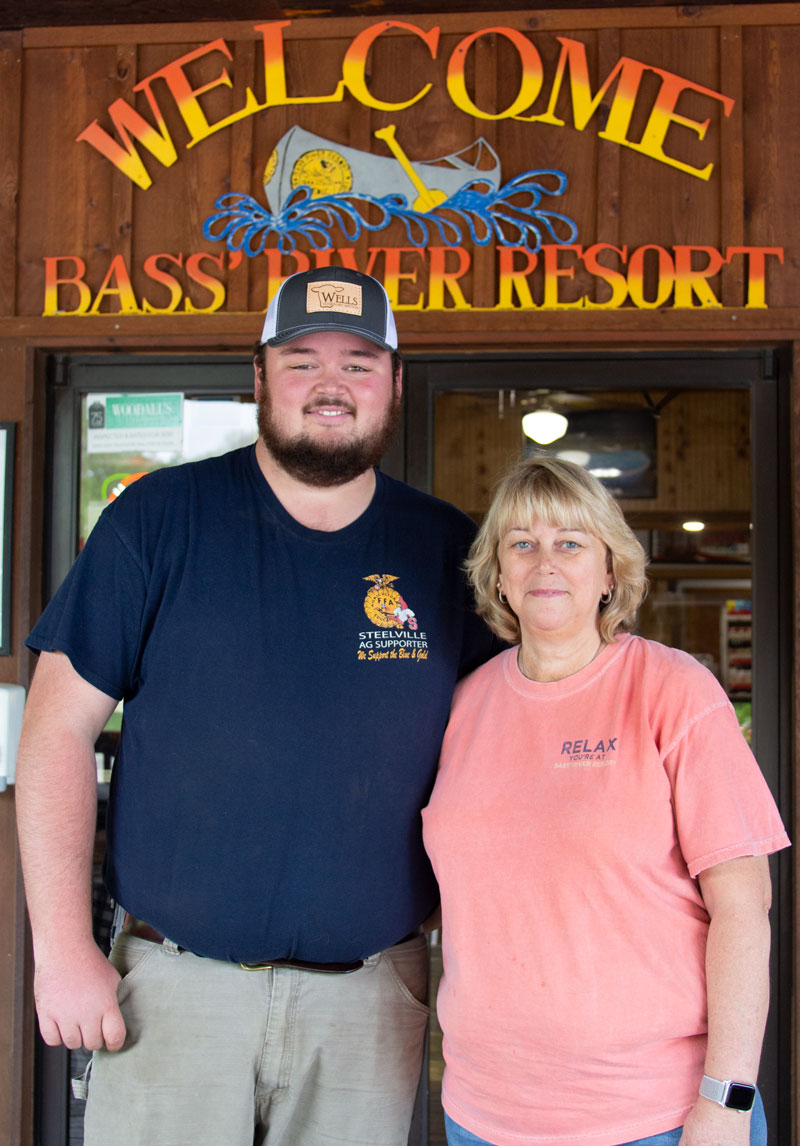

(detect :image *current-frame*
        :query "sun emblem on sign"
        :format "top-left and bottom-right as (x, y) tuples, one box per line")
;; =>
(291, 149), (353, 198)
(363, 574), (418, 630)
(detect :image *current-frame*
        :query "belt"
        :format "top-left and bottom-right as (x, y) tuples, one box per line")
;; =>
(123, 916), (419, 973)
(240, 956), (364, 974)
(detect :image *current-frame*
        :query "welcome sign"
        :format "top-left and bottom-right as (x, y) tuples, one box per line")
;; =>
(41, 18), (785, 316)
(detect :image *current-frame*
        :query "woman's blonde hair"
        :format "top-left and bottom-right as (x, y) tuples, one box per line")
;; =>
(466, 455), (648, 644)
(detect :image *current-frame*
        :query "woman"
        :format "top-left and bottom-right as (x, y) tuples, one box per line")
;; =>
(422, 456), (789, 1146)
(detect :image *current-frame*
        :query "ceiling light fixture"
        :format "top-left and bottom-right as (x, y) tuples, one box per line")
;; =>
(682, 520), (705, 532)
(521, 409), (568, 445)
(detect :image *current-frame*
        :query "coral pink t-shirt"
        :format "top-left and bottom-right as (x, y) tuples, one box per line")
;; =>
(422, 635), (789, 1146)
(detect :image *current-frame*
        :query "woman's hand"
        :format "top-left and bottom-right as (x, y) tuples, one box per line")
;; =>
(679, 1098), (751, 1145)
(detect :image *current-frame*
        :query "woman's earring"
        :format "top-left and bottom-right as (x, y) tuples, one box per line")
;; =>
(600, 585), (614, 605)
(497, 582), (506, 605)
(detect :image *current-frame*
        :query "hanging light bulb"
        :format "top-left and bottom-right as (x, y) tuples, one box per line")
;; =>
(521, 408), (569, 445)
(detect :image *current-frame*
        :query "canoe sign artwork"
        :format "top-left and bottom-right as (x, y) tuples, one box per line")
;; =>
(202, 124), (578, 255)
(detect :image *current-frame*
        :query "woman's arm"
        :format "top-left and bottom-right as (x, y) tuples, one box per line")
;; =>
(679, 854), (772, 1146)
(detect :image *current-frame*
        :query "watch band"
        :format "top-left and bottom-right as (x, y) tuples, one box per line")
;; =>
(700, 1074), (757, 1112)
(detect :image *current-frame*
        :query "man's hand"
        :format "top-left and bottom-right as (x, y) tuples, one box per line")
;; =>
(34, 941), (126, 1052)
(15, 652), (124, 1052)
(679, 1099), (752, 1146)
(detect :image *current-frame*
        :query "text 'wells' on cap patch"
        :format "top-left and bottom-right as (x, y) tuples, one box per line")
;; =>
(306, 281), (363, 315)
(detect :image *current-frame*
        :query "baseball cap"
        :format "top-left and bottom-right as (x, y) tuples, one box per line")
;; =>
(260, 267), (398, 352)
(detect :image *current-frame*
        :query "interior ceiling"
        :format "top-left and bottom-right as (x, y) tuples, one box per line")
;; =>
(0, 0), (764, 30)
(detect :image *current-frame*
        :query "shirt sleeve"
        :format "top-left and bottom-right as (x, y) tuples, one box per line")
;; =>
(26, 507), (148, 701)
(660, 676), (790, 876)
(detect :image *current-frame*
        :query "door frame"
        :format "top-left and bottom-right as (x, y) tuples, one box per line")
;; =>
(36, 346), (793, 1144)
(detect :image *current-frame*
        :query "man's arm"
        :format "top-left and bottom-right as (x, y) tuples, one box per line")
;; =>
(679, 854), (772, 1146)
(15, 650), (125, 1052)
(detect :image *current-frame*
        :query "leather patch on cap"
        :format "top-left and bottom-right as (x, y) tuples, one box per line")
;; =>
(306, 281), (363, 316)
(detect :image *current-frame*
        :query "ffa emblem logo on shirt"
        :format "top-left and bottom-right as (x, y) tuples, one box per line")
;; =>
(363, 574), (418, 630)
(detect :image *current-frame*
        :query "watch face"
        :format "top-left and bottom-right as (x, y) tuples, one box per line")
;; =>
(726, 1083), (756, 1112)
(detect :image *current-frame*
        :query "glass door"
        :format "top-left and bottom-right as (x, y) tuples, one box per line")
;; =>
(404, 349), (792, 1144)
(40, 353), (258, 1146)
(37, 349), (410, 1146)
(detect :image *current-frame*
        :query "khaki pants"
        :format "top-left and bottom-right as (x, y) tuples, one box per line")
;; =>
(79, 932), (430, 1146)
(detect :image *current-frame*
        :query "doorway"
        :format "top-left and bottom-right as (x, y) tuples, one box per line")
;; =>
(35, 347), (792, 1145)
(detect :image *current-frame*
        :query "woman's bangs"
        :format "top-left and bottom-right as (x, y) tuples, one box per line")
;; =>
(499, 480), (600, 538)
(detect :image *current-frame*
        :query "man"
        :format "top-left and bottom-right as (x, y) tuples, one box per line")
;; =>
(16, 267), (495, 1146)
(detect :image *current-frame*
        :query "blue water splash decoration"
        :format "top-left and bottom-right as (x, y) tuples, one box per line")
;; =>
(202, 169), (578, 256)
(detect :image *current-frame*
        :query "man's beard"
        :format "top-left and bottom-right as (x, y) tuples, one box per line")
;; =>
(257, 386), (401, 488)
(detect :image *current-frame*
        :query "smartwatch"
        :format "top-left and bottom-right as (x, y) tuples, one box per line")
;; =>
(699, 1074), (757, 1112)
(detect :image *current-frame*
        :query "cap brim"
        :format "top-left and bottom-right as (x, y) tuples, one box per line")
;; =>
(265, 321), (395, 353)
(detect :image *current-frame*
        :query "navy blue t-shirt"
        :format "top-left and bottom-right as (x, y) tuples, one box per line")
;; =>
(27, 446), (495, 963)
